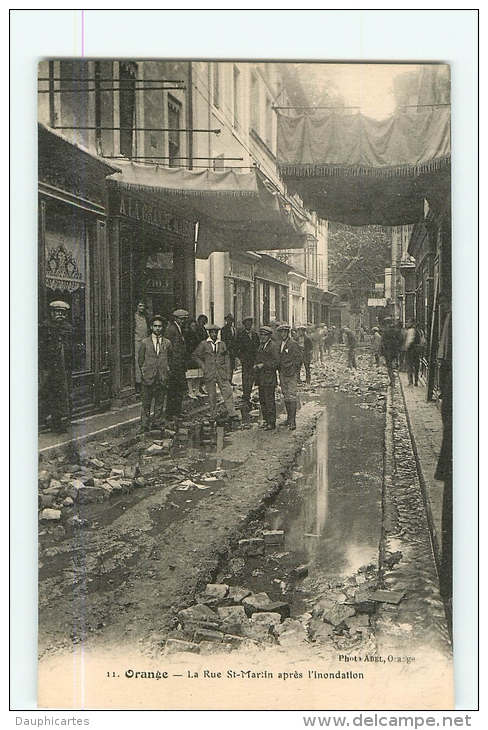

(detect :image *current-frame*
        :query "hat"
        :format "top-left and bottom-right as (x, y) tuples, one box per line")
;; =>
(224, 313), (234, 320)
(277, 323), (291, 331)
(242, 316), (253, 323)
(207, 324), (220, 332)
(50, 301), (70, 310)
(173, 309), (189, 318)
(150, 314), (165, 325)
(297, 325), (306, 330)
(372, 327), (379, 332)
(259, 326), (273, 335)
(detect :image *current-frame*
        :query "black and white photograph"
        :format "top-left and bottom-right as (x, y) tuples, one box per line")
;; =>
(10, 8), (478, 717)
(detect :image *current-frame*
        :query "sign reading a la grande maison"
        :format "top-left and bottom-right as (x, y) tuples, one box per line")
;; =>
(119, 194), (195, 240)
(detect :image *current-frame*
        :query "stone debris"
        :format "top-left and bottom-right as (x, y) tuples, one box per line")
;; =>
(201, 584), (229, 602)
(238, 538), (265, 557)
(165, 638), (200, 655)
(40, 508), (61, 521)
(287, 564), (309, 581)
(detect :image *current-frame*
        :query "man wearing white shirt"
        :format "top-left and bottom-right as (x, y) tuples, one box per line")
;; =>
(192, 325), (239, 424)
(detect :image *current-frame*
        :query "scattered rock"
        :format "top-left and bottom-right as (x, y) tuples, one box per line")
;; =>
(201, 584), (229, 603)
(165, 639), (200, 655)
(262, 530), (285, 546)
(40, 508), (61, 521)
(287, 564), (309, 581)
(217, 606), (248, 634)
(238, 538), (265, 557)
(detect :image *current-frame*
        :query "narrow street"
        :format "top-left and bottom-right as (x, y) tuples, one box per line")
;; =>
(38, 345), (451, 681)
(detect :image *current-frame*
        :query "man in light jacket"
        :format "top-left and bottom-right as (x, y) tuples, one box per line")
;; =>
(192, 325), (240, 423)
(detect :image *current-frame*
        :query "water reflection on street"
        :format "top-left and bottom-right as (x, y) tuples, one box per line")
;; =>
(270, 390), (384, 581)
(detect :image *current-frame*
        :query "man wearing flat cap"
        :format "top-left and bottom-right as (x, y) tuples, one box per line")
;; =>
(235, 316), (260, 415)
(277, 323), (303, 430)
(39, 301), (74, 432)
(165, 309), (189, 422)
(253, 326), (280, 430)
(192, 325), (239, 424)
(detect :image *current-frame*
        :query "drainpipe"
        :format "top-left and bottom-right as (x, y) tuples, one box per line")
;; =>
(187, 61), (193, 169)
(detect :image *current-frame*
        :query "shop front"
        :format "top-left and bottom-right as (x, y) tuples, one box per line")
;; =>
(254, 254), (290, 328)
(38, 124), (119, 416)
(107, 185), (196, 398)
(289, 271), (307, 326)
(227, 253), (258, 325)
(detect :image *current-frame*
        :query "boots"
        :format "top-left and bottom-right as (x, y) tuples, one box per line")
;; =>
(288, 401), (297, 430)
(283, 401), (291, 426)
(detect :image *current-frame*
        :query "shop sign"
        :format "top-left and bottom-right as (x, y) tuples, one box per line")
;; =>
(291, 283), (302, 294)
(146, 271), (173, 293)
(119, 194), (194, 239)
(256, 265), (288, 286)
(230, 260), (253, 281)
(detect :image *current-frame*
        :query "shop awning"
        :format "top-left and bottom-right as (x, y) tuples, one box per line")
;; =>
(277, 108), (451, 226)
(106, 162), (308, 258)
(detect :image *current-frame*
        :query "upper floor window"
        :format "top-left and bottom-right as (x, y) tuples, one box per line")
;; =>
(212, 63), (220, 108)
(233, 65), (241, 130)
(119, 61), (137, 158)
(168, 95), (181, 167)
(251, 73), (260, 132)
(265, 96), (273, 148)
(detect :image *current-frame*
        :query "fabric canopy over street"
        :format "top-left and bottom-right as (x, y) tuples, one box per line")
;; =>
(106, 163), (308, 258)
(277, 108), (451, 226)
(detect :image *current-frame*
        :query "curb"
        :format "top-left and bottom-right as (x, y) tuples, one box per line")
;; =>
(397, 376), (442, 574)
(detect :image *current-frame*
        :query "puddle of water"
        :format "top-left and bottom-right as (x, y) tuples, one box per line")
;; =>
(220, 390), (384, 615)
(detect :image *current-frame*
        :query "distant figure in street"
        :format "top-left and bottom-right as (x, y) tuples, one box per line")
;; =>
(296, 325), (313, 383)
(39, 300), (74, 433)
(343, 326), (357, 369)
(381, 317), (403, 385)
(235, 316), (260, 415)
(370, 326), (382, 368)
(327, 326), (336, 355)
(138, 315), (172, 432)
(185, 319), (203, 399)
(221, 313), (238, 384)
(311, 324), (325, 364)
(405, 320), (425, 386)
(134, 301), (149, 394)
(277, 323), (303, 430)
(254, 325), (280, 430)
(192, 324), (239, 424)
(165, 308), (189, 423)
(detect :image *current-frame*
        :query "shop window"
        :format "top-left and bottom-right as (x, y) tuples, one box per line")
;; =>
(262, 281), (270, 324)
(168, 95), (181, 167)
(44, 209), (91, 374)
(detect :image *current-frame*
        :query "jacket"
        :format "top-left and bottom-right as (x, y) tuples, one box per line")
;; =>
(138, 336), (172, 386)
(221, 322), (237, 356)
(235, 327), (260, 366)
(165, 321), (187, 370)
(278, 337), (303, 377)
(254, 340), (280, 386)
(192, 339), (231, 382)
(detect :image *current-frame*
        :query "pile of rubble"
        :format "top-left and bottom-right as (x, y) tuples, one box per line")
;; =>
(161, 526), (404, 658)
(38, 420), (222, 525)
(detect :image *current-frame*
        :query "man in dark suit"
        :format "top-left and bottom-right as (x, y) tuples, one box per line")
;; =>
(138, 315), (172, 431)
(277, 323), (303, 430)
(39, 300), (74, 433)
(235, 316), (260, 414)
(192, 325), (239, 423)
(164, 308), (189, 422)
(221, 313), (237, 383)
(253, 325), (280, 430)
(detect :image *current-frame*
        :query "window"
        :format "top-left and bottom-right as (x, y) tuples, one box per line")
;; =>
(119, 61), (137, 157)
(168, 95), (181, 166)
(265, 96), (273, 147)
(233, 65), (241, 129)
(212, 63), (220, 108)
(251, 73), (259, 132)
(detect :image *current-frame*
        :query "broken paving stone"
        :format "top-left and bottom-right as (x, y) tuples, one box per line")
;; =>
(110, 468), (125, 477)
(322, 604), (356, 628)
(227, 586), (251, 604)
(273, 619), (304, 637)
(218, 606), (248, 634)
(123, 464), (139, 479)
(277, 628), (309, 648)
(367, 589), (406, 605)
(178, 604), (220, 629)
(262, 530), (285, 546)
(106, 479), (124, 492)
(344, 615), (371, 634)
(311, 596), (339, 619)
(76, 486), (109, 504)
(202, 584), (229, 602)
(90, 458), (105, 469)
(39, 494), (56, 508)
(287, 564), (309, 581)
(242, 594), (290, 620)
(238, 538), (265, 557)
(146, 443), (166, 455)
(251, 612), (282, 630)
(199, 641), (232, 655)
(165, 639), (200, 655)
(63, 496), (74, 506)
(40, 508), (61, 521)
(193, 628), (224, 643)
